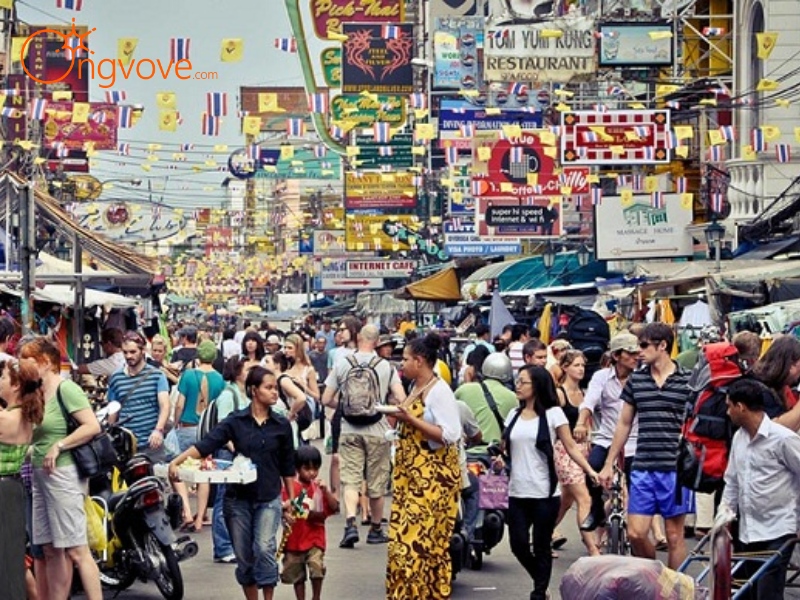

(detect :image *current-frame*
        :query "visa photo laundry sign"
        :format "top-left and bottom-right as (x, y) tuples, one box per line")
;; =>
(484, 16), (597, 83)
(594, 193), (693, 260)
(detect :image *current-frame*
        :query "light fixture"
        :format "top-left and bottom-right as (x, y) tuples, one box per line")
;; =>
(542, 240), (556, 270)
(577, 243), (591, 268)
(704, 219), (726, 273)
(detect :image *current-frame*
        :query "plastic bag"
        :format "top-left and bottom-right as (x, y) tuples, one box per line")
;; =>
(85, 496), (107, 553)
(164, 428), (180, 459)
(478, 472), (510, 510)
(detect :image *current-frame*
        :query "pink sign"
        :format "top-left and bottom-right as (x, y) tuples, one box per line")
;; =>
(43, 101), (118, 150)
(310, 0), (404, 39)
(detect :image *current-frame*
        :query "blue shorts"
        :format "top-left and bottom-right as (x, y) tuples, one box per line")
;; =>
(628, 470), (695, 518)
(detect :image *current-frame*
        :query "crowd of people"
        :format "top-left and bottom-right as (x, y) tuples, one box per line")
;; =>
(1, 310), (799, 599)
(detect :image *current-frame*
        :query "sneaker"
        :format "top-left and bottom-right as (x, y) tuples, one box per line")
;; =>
(214, 554), (237, 564)
(339, 525), (359, 548)
(366, 528), (389, 544)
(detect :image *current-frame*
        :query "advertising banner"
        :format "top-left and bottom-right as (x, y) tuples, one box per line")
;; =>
(433, 17), (483, 89)
(344, 213), (420, 252)
(316, 256), (384, 291)
(4, 74), (28, 143)
(341, 23), (414, 94)
(21, 23), (90, 102)
(346, 259), (417, 278)
(321, 48), (341, 87)
(353, 133), (414, 169)
(345, 171), (416, 210)
(43, 101), (118, 150)
(443, 220), (521, 255)
(484, 17), (597, 83)
(598, 23), (674, 67)
(252, 147), (340, 180)
(560, 109), (671, 165)
(439, 99), (543, 149)
(594, 193), (693, 260)
(330, 94), (406, 126)
(240, 86), (328, 132)
(312, 230), (347, 255)
(311, 0), (404, 39)
(475, 197), (563, 239)
(471, 131), (590, 198)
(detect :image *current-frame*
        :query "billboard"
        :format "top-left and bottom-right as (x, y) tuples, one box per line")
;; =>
(433, 17), (483, 89)
(471, 131), (590, 198)
(345, 171), (416, 210)
(21, 23), (90, 102)
(240, 86), (328, 132)
(311, 0), (404, 39)
(439, 99), (543, 149)
(43, 101), (118, 150)
(344, 213), (420, 251)
(594, 193), (694, 260)
(598, 23), (674, 67)
(330, 94), (406, 126)
(560, 110), (671, 165)
(484, 17), (597, 83)
(341, 23), (414, 94)
(475, 197), (564, 239)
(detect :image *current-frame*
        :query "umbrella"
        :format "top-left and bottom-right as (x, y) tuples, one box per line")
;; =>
(490, 288), (516, 340)
(236, 305), (263, 314)
(538, 303), (552, 345)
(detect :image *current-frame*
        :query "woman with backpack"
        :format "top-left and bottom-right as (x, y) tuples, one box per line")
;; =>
(283, 334), (320, 402)
(495, 365), (599, 600)
(265, 351), (312, 448)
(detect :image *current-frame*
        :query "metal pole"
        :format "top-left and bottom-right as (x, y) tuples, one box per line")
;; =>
(19, 183), (35, 336)
(72, 232), (84, 364)
(715, 236), (721, 273)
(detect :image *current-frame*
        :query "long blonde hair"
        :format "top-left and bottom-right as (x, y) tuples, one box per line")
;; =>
(285, 334), (309, 367)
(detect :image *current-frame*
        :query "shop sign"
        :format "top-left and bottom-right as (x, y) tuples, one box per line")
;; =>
(433, 17), (483, 89)
(341, 23), (414, 94)
(311, 0), (404, 39)
(331, 94), (406, 126)
(321, 48), (341, 87)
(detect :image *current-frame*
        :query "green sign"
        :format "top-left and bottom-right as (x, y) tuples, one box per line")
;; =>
(354, 133), (414, 169)
(321, 48), (341, 88)
(331, 94), (406, 126)
(254, 148), (341, 180)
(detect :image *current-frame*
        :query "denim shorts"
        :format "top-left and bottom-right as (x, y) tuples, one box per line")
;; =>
(628, 470), (695, 519)
(223, 496), (282, 588)
(176, 426), (198, 454)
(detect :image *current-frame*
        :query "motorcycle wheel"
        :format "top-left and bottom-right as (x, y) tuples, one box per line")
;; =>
(609, 516), (625, 555)
(143, 531), (184, 600)
(469, 545), (483, 570)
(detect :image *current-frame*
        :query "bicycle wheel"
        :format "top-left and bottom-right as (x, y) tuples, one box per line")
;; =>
(609, 516), (625, 555)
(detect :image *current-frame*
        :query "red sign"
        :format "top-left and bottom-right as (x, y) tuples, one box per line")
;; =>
(205, 226), (233, 258)
(560, 110), (671, 165)
(475, 197), (563, 239)
(43, 101), (118, 150)
(310, 0), (404, 39)
(471, 131), (590, 198)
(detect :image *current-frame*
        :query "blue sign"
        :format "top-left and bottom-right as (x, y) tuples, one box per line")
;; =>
(438, 100), (543, 144)
(444, 242), (522, 256)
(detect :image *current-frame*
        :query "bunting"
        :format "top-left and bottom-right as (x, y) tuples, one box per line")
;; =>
(117, 142), (130, 155)
(206, 92), (228, 117)
(711, 193), (724, 214)
(104, 90), (127, 104)
(170, 37), (191, 62)
(591, 187), (602, 206)
(307, 93), (329, 114)
(373, 122), (390, 143)
(287, 118), (305, 137)
(202, 113), (221, 136)
(117, 105), (133, 128)
(650, 192), (663, 208)
(274, 38), (297, 52)
(751, 128), (767, 152)
(56, 0), (82, 9)
(776, 144), (791, 163)
(29, 98), (47, 120)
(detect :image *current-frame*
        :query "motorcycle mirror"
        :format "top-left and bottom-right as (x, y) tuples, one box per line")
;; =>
(105, 401), (122, 416)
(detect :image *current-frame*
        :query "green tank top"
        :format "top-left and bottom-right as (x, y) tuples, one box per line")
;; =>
(0, 441), (29, 476)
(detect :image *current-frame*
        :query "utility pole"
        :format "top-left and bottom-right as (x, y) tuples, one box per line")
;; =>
(19, 181), (35, 335)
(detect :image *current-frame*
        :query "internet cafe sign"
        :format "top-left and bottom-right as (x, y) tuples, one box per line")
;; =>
(484, 16), (596, 83)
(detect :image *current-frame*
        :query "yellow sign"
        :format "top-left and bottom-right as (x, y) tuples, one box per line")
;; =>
(344, 213), (419, 252)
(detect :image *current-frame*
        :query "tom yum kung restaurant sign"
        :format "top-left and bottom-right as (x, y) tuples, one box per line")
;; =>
(484, 17), (596, 83)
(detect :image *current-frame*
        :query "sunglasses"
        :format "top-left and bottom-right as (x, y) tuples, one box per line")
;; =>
(639, 340), (661, 349)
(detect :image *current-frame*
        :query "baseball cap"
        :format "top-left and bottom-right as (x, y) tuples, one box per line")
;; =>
(377, 334), (397, 348)
(699, 325), (722, 345)
(609, 333), (640, 354)
(266, 334), (282, 345)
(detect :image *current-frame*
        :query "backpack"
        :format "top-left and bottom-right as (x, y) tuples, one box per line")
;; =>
(678, 342), (745, 493)
(566, 308), (610, 383)
(196, 383), (241, 443)
(340, 355), (384, 425)
(277, 375), (314, 432)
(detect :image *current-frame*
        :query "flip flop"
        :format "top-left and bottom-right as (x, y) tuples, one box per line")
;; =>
(552, 535), (568, 550)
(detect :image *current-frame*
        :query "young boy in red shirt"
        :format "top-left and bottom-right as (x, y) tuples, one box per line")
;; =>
(281, 445), (339, 600)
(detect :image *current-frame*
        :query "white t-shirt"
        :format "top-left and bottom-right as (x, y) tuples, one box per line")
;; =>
(505, 406), (568, 499)
(421, 379), (463, 450)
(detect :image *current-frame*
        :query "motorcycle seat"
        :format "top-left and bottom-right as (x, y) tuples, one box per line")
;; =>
(107, 491), (126, 513)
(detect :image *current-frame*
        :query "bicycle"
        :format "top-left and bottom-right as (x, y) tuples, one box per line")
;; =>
(607, 462), (629, 555)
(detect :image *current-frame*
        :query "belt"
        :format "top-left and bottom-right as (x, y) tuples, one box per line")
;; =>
(179, 422), (197, 428)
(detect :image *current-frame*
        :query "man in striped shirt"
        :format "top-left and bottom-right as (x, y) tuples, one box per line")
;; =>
(598, 322), (694, 569)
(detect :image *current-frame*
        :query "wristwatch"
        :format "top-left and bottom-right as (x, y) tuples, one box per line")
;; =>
(57, 441), (66, 452)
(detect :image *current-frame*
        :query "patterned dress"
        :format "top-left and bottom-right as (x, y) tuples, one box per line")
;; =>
(386, 393), (461, 599)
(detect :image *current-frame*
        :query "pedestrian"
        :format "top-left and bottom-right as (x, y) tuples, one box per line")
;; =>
(718, 378), (800, 600)
(241, 330), (266, 373)
(322, 324), (406, 548)
(0, 358), (45, 600)
(169, 365), (297, 600)
(308, 335), (329, 388)
(284, 333), (321, 402)
(498, 365), (599, 600)
(280, 445), (339, 600)
(598, 322), (694, 569)
(751, 334), (800, 429)
(74, 327), (125, 378)
(387, 333), (462, 599)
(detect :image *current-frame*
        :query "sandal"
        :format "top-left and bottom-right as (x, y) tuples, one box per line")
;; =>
(655, 539), (668, 552)
(361, 514), (372, 526)
(179, 521), (197, 533)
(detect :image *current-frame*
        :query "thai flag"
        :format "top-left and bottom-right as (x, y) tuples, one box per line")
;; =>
(409, 93), (426, 109)
(459, 123), (474, 137)
(152, 204), (162, 219)
(170, 38), (191, 62)
(247, 144), (260, 161)
(380, 164), (392, 172)
(490, 29), (509, 39)
(719, 125), (735, 142)
(617, 174), (628, 186)
(331, 125), (344, 138)
(708, 146), (723, 162)
(117, 106), (133, 128)
(206, 92), (228, 117)
(181, 143), (194, 151)
(643, 147), (655, 161)
(56, 0), (82, 9)
(373, 122), (390, 143)
(591, 187), (602, 206)
(237, 110), (249, 118)
(202, 114), (221, 136)
(510, 147), (523, 163)
(65, 36), (87, 59)
(634, 126), (649, 138)
(508, 82), (527, 95)
(1, 107), (20, 117)
(53, 142), (69, 158)
(632, 175), (643, 191)
(313, 145), (327, 158)
(382, 24), (400, 39)
(471, 180), (483, 196)
(607, 85), (624, 96)
(549, 126), (561, 136)
(665, 100), (681, 109)
(287, 118), (305, 137)
(651, 192), (663, 208)
(379, 146), (393, 156)
(776, 144), (791, 163)
(711, 193), (724, 213)
(29, 98), (47, 120)
(665, 131), (679, 149)
(117, 142), (130, 155)
(411, 175), (422, 187)
(90, 110), (107, 124)
(582, 131), (598, 143)
(702, 27), (725, 36)
(175, 111), (184, 125)
(676, 177), (687, 194)
(307, 93), (328, 114)
(104, 90), (127, 104)
(751, 129), (766, 152)
(593, 103), (608, 113)
(274, 38), (297, 52)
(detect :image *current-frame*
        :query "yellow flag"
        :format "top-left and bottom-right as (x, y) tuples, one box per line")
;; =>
(485, 108), (501, 116)
(587, 174), (599, 183)
(220, 38), (244, 62)
(147, 154), (160, 162)
(156, 92), (177, 109)
(674, 125), (693, 140)
(502, 124), (521, 138)
(554, 90), (574, 98)
(414, 109), (428, 120)
(159, 109), (178, 131)
(52, 91), (72, 101)
(756, 32), (778, 60)
(452, 191), (463, 204)
(795, 128), (800, 143)
(0, 0), (14, 9)
(477, 147), (491, 161)
(629, 102), (646, 109)
(756, 79), (779, 91)
(610, 145), (625, 155)
(680, 193), (693, 210)
(675, 146), (689, 158)
(707, 130), (725, 146)
(543, 146), (558, 158)
(258, 93), (284, 113)
(625, 131), (641, 141)
(649, 31), (673, 40)
(656, 84), (680, 97)
(141, 163), (152, 172)
(460, 89), (479, 98)
(644, 176), (658, 193)
(555, 102), (570, 112)
(411, 146), (426, 155)
(213, 144), (229, 152)
(346, 146), (360, 157)
(775, 99), (791, 108)
(743, 145), (758, 160)
(761, 125), (781, 141)
(71, 102), (90, 123)
(539, 131), (557, 146)
(148, 143), (162, 151)
(527, 173), (539, 186)
(500, 182), (514, 192)
(10, 37), (29, 63)
(560, 186), (572, 195)
(620, 189), (633, 206)
(118, 38), (138, 66)
(280, 145), (294, 160)
(242, 115), (261, 135)
(0, 94), (6, 107)
(415, 123), (434, 139)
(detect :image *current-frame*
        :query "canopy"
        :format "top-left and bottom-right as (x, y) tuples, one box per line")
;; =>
(733, 236), (800, 261)
(0, 284), (138, 308)
(395, 267), (462, 302)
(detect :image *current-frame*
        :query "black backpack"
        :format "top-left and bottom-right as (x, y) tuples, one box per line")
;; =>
(566, 308), (610, 383)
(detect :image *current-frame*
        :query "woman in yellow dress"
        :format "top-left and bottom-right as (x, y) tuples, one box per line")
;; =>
(387, 333), (462, 599)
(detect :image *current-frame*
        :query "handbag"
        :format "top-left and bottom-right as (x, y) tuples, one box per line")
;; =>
(55, 385), (118, 479)
(478, 471), (510, 510)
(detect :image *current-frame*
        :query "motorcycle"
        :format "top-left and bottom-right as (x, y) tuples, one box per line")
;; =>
(466, 446), (506, 570)
(87, 402), (197, 600)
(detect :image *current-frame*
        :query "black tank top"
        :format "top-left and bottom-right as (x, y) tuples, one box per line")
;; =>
(558, 387), (580, 432)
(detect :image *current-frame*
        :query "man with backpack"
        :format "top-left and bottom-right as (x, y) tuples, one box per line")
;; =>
(322, 324), (406, 549)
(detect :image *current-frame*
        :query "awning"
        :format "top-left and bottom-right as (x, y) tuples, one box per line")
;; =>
(733, 236), (800, 261)
(395, 267), (462, 302)
(0, 284), (138, 308)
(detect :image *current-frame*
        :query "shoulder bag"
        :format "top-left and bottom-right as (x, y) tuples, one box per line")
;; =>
(55, 384), (118, 479)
